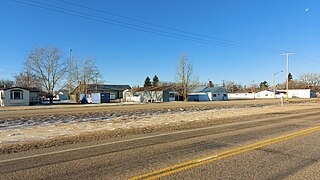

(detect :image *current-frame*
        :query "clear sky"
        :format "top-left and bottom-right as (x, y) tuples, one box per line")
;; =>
(1, 0), (319, 87)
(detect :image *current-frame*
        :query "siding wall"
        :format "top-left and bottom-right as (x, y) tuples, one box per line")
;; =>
(0, 88), (30, 106)
(188, 92), (228, 101)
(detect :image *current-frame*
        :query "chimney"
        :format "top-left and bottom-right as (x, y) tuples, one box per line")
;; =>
(208, 80), (214, 87)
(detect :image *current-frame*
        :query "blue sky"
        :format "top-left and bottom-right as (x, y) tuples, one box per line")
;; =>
(1, 0), (319, 87)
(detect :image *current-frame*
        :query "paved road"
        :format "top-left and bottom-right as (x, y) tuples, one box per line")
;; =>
(1, 109), (320, 179)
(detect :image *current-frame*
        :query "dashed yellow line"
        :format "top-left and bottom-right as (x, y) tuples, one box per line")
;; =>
(129, 125), (320, 180)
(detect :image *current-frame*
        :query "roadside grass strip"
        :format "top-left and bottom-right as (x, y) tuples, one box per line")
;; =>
(129, 125), (320, 180)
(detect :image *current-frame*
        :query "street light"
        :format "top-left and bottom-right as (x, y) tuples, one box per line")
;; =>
(280, 52), (294, 100)
(95, 72), (99, 92)
(272, 70), (283, 92)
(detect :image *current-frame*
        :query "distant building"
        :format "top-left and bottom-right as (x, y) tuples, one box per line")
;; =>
(227, 92), (255, 100)
(275, 89), (317, 98)
(255, 90), (275, 99)
(123, 86), (177, 103)
(227, 89), (317, 100)
(53, 90), (69, 101)
(188, 86), (228, 101)
(70, 84), (131, 102)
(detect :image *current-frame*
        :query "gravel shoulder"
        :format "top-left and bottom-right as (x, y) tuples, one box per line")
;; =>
(0, 99), (319, 154)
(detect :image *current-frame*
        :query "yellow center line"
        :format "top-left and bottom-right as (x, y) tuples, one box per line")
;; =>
(129, 125), (320, 180)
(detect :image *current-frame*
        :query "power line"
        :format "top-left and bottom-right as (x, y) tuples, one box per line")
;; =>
(8, 0), (320, 68)
(292, 54), (320, 69)
(57, 0), (283, 53)
(9, 0), (281, 54)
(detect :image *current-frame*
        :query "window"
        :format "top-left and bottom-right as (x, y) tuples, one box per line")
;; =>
(169, 93), (175, 98)
(213, 94), (217, 97)
(10, 90), (23, 100)
(223, 94), (227, 97)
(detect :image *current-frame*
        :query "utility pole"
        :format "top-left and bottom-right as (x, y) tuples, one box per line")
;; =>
(280, 52), (294, 100)
(251, 80), (256, 99)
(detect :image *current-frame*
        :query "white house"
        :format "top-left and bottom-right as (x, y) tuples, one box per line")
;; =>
(188, 86), (228, 101)
(123, 86), (177, 103)
(255, 90), (275, 99)
(227, 89), (317, 100)
(227, 92), (255, 100)
(0, 87), (30, 106)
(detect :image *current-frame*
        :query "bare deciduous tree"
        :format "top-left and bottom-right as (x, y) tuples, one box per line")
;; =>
(14, 70), (42, 89)
(0, 79), (14, 88)
(67, 57), (101, 101)
(175, 55), (193, 101)
(298, 72), (320, 88)
(25, 46), (69, 103)
(224, 81), (238, 92)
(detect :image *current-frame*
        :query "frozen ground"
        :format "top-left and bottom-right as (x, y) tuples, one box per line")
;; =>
(0, 102), (318, 146)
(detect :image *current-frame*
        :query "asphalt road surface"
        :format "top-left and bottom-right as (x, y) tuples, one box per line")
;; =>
(1, 109), (320, 179)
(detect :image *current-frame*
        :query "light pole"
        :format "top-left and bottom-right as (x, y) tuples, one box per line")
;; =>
(280, 52), (294, 100)
(251, 80), (256, 92)
(272, 70), (283, 92)
(251, 80), (256, 99)
(95, 72), (99, 92)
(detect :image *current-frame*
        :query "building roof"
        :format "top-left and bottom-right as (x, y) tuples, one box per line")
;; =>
(276, 89), (313, 92)
(131, 85), (173, 92)
(190, 86), (227, 93)
(70, 84), (131, 94)
(0, 86), (30, 91)
(86, 84), (131, 91)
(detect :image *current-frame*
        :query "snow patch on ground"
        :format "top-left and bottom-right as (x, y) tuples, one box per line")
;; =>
(0, 103), (317, 145)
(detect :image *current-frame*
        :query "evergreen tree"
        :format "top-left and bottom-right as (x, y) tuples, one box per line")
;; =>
(153, 75), (159, 87)
(144, 76), (152, 87)
(259, 81), (269, 90)
(288, 73), (293, 82)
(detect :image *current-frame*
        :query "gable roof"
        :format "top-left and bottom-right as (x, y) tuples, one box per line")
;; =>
(131, 85), (173, 92)
(86, 84), (131, 91)
(70, 84), (131, 94)
(190, 86), (227, 93)
(0, 86), (30, 91)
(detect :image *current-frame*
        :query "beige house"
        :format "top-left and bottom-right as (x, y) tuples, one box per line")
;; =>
(0, 87), (30, 106)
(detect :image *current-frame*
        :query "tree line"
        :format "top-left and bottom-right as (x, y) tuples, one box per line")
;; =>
(1, 45), (320, 103)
